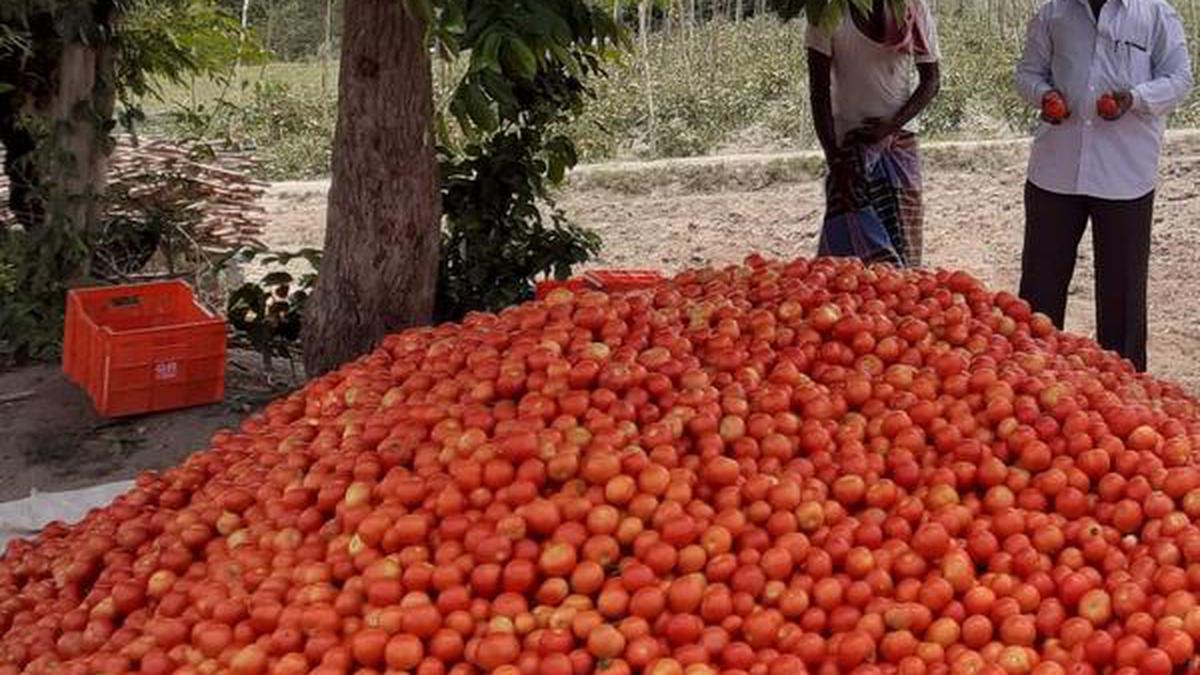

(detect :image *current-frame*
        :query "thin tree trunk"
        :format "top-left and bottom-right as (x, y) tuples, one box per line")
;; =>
(638, 0), (650, 52)
(638, 0), (658, 156)
(613, 0), (621, 24)
(303, 0), (441, 376)
(264, 0), (277, 57)
(235, 0), (252, 111)
(321, 0), (334, 95)
(735, 0), (743, 22)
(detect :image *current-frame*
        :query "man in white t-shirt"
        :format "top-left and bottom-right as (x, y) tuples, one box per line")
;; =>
(807, 0), (942, 267)
(1015, 0), (1192, 372)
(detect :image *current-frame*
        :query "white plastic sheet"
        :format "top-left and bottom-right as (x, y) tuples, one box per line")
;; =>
(0, 480), (133, 549)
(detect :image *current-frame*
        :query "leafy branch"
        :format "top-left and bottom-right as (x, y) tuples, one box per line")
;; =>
(405, 0), (627, 320)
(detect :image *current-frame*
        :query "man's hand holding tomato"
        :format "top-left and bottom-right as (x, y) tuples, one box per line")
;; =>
(1096, 90), (1134, 120)
(1041, 90), (1069, 124)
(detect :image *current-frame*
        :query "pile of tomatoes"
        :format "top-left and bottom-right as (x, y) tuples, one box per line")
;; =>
(2, 256), (1200, 675)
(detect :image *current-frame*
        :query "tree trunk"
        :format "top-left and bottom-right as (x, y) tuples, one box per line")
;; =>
(47, 21), (117, 240)
(735, 0), (743, 22)
(303, 0), (441, 377)
(264, 0), (277, 57)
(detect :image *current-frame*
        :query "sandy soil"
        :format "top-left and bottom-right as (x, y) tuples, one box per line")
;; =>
(1, 131), (1197, 499)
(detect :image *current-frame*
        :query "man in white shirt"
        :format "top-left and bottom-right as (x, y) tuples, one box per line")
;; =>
(807, 0), (942, 267)
(1015, 0), (1193, 371)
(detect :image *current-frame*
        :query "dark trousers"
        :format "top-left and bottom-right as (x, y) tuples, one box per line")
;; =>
(1018, 181), (1153, 372)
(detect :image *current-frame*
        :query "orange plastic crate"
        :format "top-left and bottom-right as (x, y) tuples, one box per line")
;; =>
(534, 277), (588, 300)
(536, 269), (663, 299)
(63, 280), (226, 417)
(583, 270), (663, 292)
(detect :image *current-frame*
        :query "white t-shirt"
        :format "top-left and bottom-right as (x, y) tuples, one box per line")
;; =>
(806, 2), (941, 144)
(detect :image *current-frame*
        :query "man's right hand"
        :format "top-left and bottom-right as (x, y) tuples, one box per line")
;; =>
(1041, 90), (1070, 124)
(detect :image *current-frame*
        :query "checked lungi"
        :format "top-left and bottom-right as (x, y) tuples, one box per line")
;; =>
(824, 130), (925, 268)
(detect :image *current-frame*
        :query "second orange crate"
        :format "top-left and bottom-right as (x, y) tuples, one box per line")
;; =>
(63, 280), (226, 417)
(536, 269), (663, 299)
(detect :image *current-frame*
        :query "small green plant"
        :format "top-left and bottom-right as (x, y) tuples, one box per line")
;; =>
(438, 132), (601, 321)
(0, 226), (89, 365)
(422, 0), (622, 323)
(225, 246), (321, 377)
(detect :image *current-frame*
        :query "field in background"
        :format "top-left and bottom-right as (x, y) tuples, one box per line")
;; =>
(144, 10), (1200, 180)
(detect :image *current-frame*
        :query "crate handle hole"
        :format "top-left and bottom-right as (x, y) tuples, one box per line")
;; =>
(110, 296), (141, 308)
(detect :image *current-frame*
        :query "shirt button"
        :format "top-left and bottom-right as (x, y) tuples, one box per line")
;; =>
(1085, 120), (1092, 126)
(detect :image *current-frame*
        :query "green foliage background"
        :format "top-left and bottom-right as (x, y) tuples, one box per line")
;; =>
(151, 7), (1199, 177)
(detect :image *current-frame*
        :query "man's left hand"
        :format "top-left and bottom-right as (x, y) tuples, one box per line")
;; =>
(846, 117), (899, 146)
(1098, 90), (1134, 121)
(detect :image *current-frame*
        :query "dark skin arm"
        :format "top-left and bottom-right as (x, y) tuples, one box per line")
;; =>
(807, 47), (839, 161)
(808, 47), (858, 209)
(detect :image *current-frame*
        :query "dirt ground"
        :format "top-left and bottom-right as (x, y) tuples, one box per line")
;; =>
(1, 131), (1197, 500)
(0, 352), (296, 502)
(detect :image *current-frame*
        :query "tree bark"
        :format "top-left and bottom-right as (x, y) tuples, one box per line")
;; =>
(303, 0), (440, 377)
(49, 39), (115, 238)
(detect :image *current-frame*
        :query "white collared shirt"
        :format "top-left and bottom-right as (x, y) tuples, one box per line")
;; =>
(1015, 0), (1193, 199)
(806, 0), (942, 144)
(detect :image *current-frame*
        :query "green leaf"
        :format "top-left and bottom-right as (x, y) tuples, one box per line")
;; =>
(500, 38), (539, 80)
(402, 0), (435, 26)
(474, 31), (504, 73)
(549, 43), (582, 77)
(547, 155), (566, 184)
(261, 271), (294, 287)
(462, 82), (498, 132)
(479, 72), (517, 110)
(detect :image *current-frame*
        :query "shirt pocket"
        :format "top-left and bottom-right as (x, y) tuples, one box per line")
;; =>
(1109, 19), (1154, 86)
(1120, 36), (1153, 85)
